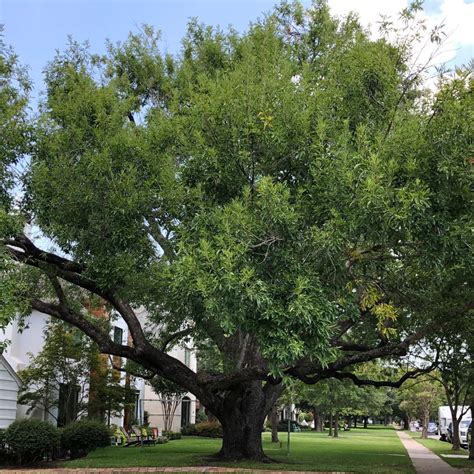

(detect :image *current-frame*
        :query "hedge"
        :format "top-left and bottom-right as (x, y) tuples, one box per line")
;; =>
(61, 420), (110, 458)
(5, 420), (60, 464)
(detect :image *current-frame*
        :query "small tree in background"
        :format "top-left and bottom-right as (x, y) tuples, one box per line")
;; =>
(18, 321), (94, 425)
(149, 376), (188, 431)
(397, 376), (445, 438)
(19, 320), (131, 426)
(428, 340), (472, 450)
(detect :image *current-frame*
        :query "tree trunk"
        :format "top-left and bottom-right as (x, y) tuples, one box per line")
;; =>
(328, 413), (333, 436)
(470, 399), (474, 461)
(270, 403), (279, 443)
(313, 409), (323, 432)
(213, 381), (281, 461)
(363, 416), (368, 429)
(333, 412), (339, 438)
(421, 408), (429, 439)
(451, 417), (461, 451)
(354, 416), (357, 428)
(402, 414), (409, 430)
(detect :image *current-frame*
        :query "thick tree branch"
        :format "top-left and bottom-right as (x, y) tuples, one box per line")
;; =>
(312, 364), (437, 387)
(107, 356), (156, 380)
(145, 217), (176, 260)
(4, 234), (85, 273)
(161, 327), (194, 351)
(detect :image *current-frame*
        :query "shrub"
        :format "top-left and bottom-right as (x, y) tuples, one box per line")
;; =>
(195, 410), (208, 424)
(277, 420), (301, 432)
(181, 423), (197, 435)
(61, 420), (110, 458)
(163, 430), (182, 440)
(194, 420), (223, 438)
(0, 429), (7, 465)
(5, 420), (59, 465)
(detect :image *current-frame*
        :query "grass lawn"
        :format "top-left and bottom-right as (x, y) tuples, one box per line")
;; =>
(407, 432), (473, 471)
(65, 426), (415, 473)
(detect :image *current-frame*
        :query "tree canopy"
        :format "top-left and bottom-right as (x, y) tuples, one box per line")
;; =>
(0, 0), (472, 461)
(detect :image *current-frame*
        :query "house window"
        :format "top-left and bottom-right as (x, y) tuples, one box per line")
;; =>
(57, 383), (80, 427)
(184, 348), (191, 367)
(181, 396), (191, 427)
(113, 326), (123, 345)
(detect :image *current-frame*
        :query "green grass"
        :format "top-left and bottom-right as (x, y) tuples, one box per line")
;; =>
(407, 432), (473, 471)
(64, 426), (415, 473)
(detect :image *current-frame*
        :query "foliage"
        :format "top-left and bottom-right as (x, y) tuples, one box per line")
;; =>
(1, 0), (472, 460)
(0, 27), (31, 210)
(180, 424), (197, 436)
(17, 319), (128, 426)
(17, 320), (96, 425)
(195, 410), (208, 424)
(60, 420), (110, 458)
(5, 419), (60, 465)
(277, 420), (301, 432)
(193, 421), (223, 438)
(0, 428), (7, 464)
(87, 357), (135, 425)
(426, 337), (473, 449)
(163, 430), (182, 440)
(397, 375), (445, 438)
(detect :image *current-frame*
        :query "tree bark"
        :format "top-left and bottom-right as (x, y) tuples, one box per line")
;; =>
(451, 417), (461, 451)
(213, 381), (281, 461)
(333, 412), (339, 438)
(402, 414), (409, 430)
(270, 403), (279, 443)
(363, 416), (368, 429)
(421, 409), (429, 439)
(313, 409), (323, 432)
(469, 399), (474, 460)
(353, 416), (357, 428)
(328, 413), (333, 436)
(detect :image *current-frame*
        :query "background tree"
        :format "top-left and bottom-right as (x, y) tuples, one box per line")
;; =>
(397, 376), (445, 438)
(18, 321), (95, 425)
(428, 340), (472, 450)
(1, 1), (472, 461)
(149, 376), (188, 432)
(18, 319), (131, 426)
(87, 358), (133, 426)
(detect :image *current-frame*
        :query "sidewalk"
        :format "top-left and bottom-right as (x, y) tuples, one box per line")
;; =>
(397, 431), (461, 473)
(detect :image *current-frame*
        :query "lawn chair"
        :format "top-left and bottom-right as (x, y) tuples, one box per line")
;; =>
(151, 427), (159, 439)
(120, 426), (140, 447)
(132, 425), (156, 446)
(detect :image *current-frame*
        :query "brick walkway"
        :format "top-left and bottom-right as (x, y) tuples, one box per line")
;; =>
(0, 468), (349, 474)
(396, 431), (461, 473)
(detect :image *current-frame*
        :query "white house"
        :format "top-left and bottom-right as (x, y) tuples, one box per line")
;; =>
(0, 354), (21, 429)
(0, 309), (196, 430)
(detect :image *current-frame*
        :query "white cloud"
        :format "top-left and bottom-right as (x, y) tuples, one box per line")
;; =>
(327, 0), (473, 67)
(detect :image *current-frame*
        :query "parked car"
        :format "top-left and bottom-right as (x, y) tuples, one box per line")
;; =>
(459, 419), (471, 449)
(427, 422), (438, 435)
(446, 419), (471, 448)
(447, 422), (453, 443)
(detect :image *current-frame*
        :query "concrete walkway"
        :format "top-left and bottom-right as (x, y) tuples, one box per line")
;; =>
(397, 431), (461, 473)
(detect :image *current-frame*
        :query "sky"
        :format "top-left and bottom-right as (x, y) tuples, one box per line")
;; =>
(1, 0), (473, 108)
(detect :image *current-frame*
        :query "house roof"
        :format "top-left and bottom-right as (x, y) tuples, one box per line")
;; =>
(0, 354), (21, 387)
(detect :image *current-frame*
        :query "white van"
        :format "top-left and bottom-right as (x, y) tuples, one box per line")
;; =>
(438, 406), (472, 446)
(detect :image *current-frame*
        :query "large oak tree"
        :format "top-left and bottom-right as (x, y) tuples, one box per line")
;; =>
(1, 1), (472, 461)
